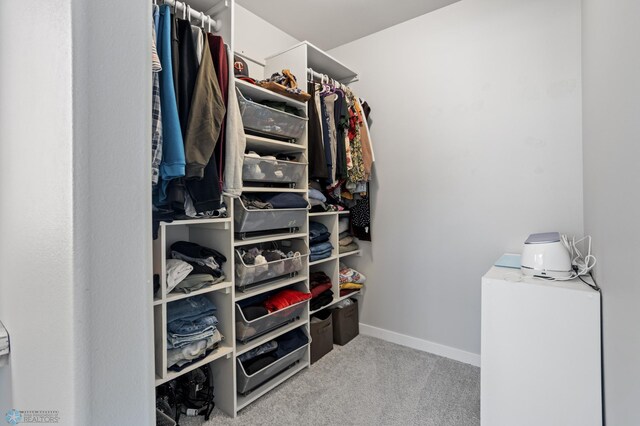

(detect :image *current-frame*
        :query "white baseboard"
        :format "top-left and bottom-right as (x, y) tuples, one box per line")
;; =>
(359, 323), (481, 367)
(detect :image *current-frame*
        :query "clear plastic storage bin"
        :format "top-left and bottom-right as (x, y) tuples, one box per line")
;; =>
(234, 197), (308, 235)
(235, 299), (308, 343)
(235, 240), (309, 290)
(236, 341), (308, 395)
(242, 155), (307, 185)
(237, 88), (308, 140)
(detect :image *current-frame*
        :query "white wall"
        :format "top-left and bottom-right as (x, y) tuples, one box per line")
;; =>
(234, 4), (299, 80)
(582, 0), (640, 424)
(0, 0), (154, 424)
(329, 0), (583, 358)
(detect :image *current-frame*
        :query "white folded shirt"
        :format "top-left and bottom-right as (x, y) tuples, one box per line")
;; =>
(166, 259), (193, 293)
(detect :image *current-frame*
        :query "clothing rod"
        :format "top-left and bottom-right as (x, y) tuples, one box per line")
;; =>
(307, 68), (356, 86)
(160, 0), (222, 32)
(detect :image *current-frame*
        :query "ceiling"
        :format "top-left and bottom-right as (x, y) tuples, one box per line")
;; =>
(236, 0), (462, 51)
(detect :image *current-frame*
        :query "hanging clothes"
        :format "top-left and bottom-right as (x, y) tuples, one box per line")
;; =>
(183, 35), (225, 180)
(156, 5), (185, 204)
(151, 7), (163, 187)
(333, 89), (348, 181)
(184, 35), (226, 214)
(323, 92), (339, 184)
(355, 99), (374, 182)
(174, 18), (199, 138)
(346, 89), (365, 183)
(307, 82), (328, 179)
(208, 34), (229, 190)
(320, 92), (333, 185)
(223, 44), (245, 197)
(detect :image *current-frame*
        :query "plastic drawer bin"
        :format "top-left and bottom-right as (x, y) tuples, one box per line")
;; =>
(237, 88), (308, 140)
(237, 343), (308, 395)
(235, 240), (309, 290)
(234, 197), (309, 236)
(235, 299), (307, 343)
(242, 155), (307, 185)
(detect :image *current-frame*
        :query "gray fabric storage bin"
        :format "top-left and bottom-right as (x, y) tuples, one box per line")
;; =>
(242, 155), (307, 185)
(332, 299), (359, 345)
(235, 299), (307, 343)
(310, 310), (333, 364)
(234, 197), (308, 235)
(236, 342), (308, 395)
(237, 88), (308, 140)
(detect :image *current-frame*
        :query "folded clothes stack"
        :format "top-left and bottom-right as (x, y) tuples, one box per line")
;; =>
(309, 221), (333, 262)
(167, 241), (227, 294)
(338, 217), (359, 254)
(339, 263), (366, 297)
(310, 271), (333, 311)
(239, 328), (308, 376)
(166, 295), (223, 371)
(236, 245), (303, 284)
(241, 193), (308, 210)
(308, 188), (340, 213)
(236, 288), (311, 340)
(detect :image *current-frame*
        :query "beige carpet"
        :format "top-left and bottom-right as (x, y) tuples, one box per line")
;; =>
(179, 334), (480, 426)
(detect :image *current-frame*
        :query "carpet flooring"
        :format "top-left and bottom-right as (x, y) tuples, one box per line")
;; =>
(180, 335), (480, 426)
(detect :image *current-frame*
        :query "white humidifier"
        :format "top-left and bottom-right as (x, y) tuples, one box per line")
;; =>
(520, 232), (572, 279)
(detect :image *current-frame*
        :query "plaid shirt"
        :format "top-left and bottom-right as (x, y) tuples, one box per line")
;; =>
(151, 14), (163, 186)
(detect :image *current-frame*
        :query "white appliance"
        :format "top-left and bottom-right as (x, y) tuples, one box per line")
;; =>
(481, 266), (602, 426)
(520, 232), (572, 279)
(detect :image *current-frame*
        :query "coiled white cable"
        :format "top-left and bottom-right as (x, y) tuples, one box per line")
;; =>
(547, 234), (597, 281)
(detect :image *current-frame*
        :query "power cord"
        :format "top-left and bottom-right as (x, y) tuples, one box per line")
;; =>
(542, 234), (598, 282)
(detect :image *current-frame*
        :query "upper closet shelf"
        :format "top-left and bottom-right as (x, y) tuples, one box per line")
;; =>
(179, 0), (228, 17)
(265, 41), (359, 83)
(235, 79), (306, 109)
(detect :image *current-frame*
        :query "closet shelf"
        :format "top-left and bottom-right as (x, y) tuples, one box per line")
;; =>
(265, 41), (359, 83)
(165, 281), (233, 304)
(245, 134), (306, 155)
(155, 343), (234, 387)
(338, 211), (350, 215)
(234, 232), (308, 247)
(241, 187), (307, 193)
(234, 275), (308, 301)
(236, 361), (308, 411)
(236, 318), (307, 357)
(309, 255), (337, 266)
(338, 250), (361, 259)
(235, 79), (306, 109)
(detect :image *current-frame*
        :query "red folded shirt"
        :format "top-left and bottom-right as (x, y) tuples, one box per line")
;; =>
(264, 289), (311, 312)
(310, 282), (332, 299)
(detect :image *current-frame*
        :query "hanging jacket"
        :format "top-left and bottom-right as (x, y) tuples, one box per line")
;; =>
(183, 36), (225, 180)
(208, 34), (229, 189)
(355, 99), (374, 181)
(184, 36), (225, 213)
(175, 18), (199, 138)
(223, 44), (245, 197)
(157, 5), (185, 203)
(308, 82), (329, 179)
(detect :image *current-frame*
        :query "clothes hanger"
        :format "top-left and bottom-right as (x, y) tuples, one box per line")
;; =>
(183, 4), (189, 21)
(200, 12), (206, 30)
